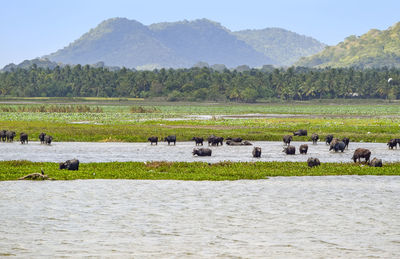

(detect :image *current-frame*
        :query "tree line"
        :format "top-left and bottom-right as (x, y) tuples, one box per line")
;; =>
(0, 64), (399, 102)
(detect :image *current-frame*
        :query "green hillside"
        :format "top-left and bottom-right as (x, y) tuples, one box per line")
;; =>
(234, 28), (326, 66)
(42, 17), (326, 69)
(296, 22), (400, 68)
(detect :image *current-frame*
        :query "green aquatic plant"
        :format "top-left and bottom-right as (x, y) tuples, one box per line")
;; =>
(1, 161), (398, 181)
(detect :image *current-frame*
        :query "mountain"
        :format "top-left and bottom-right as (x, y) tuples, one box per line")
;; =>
(46, 18), (182, 69)
(2, 58), (61, 72)
(296, 22), (400, 68)
(43, 18), (325, 69)
(233, 28), (327, 66)
(149, 19), (273, 67)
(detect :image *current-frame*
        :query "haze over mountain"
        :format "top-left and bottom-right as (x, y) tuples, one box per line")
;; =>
(233, 28), (326, 66)
(296, 21), (400, 68)
(43, 18), (326, 69)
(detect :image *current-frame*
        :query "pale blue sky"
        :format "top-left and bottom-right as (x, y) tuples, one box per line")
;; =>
(1, 0), (399, 67)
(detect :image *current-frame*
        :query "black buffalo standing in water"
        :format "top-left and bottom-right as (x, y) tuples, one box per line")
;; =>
(299, 144), (308, 154)
(59, 159), (80, 170)
(342, 137), (350, 149)
(388, 139), (397, 149)
(44, 135), (53, 145)
(252, 147), (262, 158)
(6, 131), (16, 142)
(148, 136), (158, 145)
(283, 135), (292, 145)
(164, 135), (176, 145)
(208, 135), (223, 146)
(329, 139), (346, 152)
(0, 130), (7, 142)
(39, 133), (46, 144)
(325, 134), (334, 145)
(20, 133), (28, 144)
(311, 133), (319, 144)
(283, 145), (295, 155)
(191, 137), (204, 146)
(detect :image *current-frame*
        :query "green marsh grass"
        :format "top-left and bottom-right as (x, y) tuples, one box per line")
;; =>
(2, 102), (400, 142)
(0, 161), (398, 181)
(0, 117), (399, 142)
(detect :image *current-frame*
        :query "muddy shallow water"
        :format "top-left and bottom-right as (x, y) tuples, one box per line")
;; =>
(1, 177), (400, 257)
(0, 140), (398, 163)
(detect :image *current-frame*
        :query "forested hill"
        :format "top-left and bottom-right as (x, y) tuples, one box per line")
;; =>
(233, 28), (326, 66)
(44, 18), (325, 69)
(296, 22), (400, 68)
(1, 65), (399, 101)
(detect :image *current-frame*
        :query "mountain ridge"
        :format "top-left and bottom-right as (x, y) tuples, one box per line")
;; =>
(44, 17), (326, 69)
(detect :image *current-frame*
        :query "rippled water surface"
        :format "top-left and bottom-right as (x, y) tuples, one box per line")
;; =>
(1, 177), (399, 258)
(0, 141), (398, 163)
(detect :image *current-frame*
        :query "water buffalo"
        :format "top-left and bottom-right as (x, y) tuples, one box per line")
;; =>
(164, 135), (176, 145)
(325, 134), (334, 145)
(207, 135), (216, 145)
(293, 129), (307, 136)
(299, 144), (308, 154)
(6, 131), (16, 142)
(0, 130), (6, 142)
(388, 139), (397, 149)
(191, 137), (204, 146)
(395, 138), (400, 148)
(329, 139), (345, 152)
(307, 157), (321, 168)
(20, 133), (28, 144)
(44, 135), (53, 145)
(352, 148), (371, 163)
(59, 159), (80, 170)
(226, 140), (252, 146)
(311, 133), (319, 144)
(226, 140), (242, 146)
(39, 132), (46, 144)
(148, 136), (158, 145)
(252, 147), (262, 158)
(283, 135), (292, 145)
(342, 137), (350, 149)
(283, 145), (295, 155)
(369, 157), (382, 167)
(226, 137), (243, 142)
(208, 135), (223, 146)
(192, 148), (212, 156)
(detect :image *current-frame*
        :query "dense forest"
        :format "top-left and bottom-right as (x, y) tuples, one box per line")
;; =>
(0, 64), (400, 102)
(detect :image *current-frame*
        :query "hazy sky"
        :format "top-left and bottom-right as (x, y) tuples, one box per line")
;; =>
(1, 0), (399, 67)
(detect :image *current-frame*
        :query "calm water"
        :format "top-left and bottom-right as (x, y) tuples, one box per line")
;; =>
(1, 177), (399, 258)
(0, 140), (397, 163)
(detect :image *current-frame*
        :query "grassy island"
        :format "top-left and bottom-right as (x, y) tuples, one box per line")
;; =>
(1, 160), (399, 181)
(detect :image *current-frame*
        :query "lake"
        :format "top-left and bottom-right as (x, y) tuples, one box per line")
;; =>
(1, 176), (399, 257)
(0, 141), (396, 163)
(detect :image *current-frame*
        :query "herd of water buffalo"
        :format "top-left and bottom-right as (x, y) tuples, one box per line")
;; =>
(1, 129), (387, 169)
(0, 130), (53, 145)
(147, 130), (383, 168)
